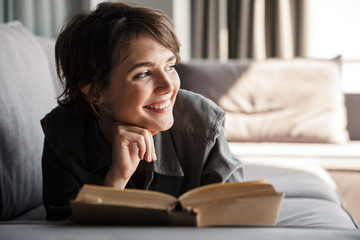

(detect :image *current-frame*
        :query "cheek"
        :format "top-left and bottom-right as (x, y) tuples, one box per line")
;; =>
(131, 85), (152, 101)
(114, 86), (151, 116)
(173, 73), (181, 90)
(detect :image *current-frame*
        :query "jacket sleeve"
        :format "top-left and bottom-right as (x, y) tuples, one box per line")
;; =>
(41, 139), (81, 221)
(201, 124), (245, 185)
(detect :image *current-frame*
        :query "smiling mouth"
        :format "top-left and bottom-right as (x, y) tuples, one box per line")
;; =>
(144, 101), (171, 110)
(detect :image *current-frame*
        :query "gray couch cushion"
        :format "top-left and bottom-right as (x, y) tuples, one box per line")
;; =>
(244, 163), (342, 204)
(0, 225), (359, 240)
(0, 21), (57, 220)
(278, 198), (357, 229)
(244, 163), (358, 229)
(35, 36), (61, 96)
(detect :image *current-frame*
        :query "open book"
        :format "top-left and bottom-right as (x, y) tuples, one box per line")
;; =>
(71, 180), (284, 227)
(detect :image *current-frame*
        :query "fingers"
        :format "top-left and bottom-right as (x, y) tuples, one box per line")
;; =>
(112, 125), (156, 162)
(148, 129), (156, 161)
(136, 128), (153, 162)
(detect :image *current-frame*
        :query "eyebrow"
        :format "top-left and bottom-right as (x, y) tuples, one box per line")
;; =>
(127, 55), (177, 73)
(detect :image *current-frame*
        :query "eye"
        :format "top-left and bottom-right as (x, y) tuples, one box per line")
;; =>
(134, 71), (150, 80)
(165, 64), (176, 71)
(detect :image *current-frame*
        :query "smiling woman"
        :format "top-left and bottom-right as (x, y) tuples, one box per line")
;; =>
(40, 2), (244, 221)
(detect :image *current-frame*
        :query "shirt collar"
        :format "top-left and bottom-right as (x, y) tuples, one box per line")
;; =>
(153, 131), (184, 177)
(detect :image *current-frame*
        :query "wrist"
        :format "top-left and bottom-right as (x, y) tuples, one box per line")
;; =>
(103, 166), (131, 189)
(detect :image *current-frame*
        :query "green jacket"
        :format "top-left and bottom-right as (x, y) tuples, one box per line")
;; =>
(41, 89), (244, 221)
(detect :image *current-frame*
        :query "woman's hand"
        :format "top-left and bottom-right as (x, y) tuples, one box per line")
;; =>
(103, 124), (156, 189)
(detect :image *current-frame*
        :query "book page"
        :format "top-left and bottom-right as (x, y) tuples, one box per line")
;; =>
(178, 180), (278, 209)
(73, 185), (177, 210)
(194, 194), (284, 227)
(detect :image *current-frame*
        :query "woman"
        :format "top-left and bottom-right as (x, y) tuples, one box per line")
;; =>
(41, 2), (244, 221)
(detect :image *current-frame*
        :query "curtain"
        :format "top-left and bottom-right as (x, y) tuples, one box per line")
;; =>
(192, 0), (309, 60)
(2, 0), (309, 59)
(1, 0), (91, 38)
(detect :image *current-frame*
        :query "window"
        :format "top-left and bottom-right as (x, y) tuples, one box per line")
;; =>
(307, 0), (360, 93)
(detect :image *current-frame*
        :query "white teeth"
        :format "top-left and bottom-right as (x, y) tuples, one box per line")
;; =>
(146, 101), (170, 110)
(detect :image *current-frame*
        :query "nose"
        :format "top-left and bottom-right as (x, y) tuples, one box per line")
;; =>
(154, 70), (176, 94)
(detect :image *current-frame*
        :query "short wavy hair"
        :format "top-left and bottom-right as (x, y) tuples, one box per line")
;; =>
(55, 2), (181, 117)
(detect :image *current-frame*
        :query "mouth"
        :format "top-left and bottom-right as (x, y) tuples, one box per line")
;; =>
(144, 100), (171, 110)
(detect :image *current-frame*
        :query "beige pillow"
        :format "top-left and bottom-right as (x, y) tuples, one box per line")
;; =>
(177, 58), (349, 143)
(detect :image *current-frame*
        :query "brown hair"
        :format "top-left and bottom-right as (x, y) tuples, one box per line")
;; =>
(55, 2), (181, 117)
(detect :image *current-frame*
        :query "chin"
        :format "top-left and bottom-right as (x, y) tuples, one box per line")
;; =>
(148, 118), (174, 133)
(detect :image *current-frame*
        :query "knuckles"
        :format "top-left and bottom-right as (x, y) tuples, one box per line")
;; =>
(112, 125), (150, 144)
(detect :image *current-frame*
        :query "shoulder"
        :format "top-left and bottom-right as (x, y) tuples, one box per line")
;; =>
(171, 89), (225, 140)
(41, 105), (88, 138)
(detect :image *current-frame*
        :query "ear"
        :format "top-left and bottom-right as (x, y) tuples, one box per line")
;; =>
(80, 84), (104, 104)
(80, 83), (91, 100)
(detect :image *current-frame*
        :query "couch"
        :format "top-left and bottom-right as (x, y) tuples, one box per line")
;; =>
(1, 21), (359, 239)
(176, 58), (360, 226)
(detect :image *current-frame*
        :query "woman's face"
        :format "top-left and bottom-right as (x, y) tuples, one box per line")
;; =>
(99, 33), (180, 133)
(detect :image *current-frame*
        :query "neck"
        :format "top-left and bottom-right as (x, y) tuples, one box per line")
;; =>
(97, 115), (114, 146)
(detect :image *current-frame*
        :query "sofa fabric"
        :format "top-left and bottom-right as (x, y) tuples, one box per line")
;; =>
(244, 163), (357, 229)
(0, 22), (57, 220)
(177, 59), (349, 144)
(1, 225), (359, 240)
